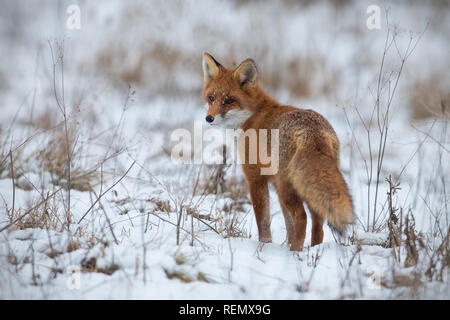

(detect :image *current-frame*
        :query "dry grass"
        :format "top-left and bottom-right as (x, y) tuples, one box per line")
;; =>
(196, 162), (249, 204)
(29, 106), (59, 131)
(425, 227), (449, 282)
(380, 174), (448, 293)
(96, 40), (193, 94)
(1, 1), (448, 299)
(164, 269), (211, 283)
(262, 55), (340, 99)
(91, 3), (341, 100)
(0, 126), (8, 178)
(35, 121), (98, 192)
(148, 197), (173, 214)
(409, 73), (450, 120)
(80, 257), (119, 275)
(97, 43), (339, 100)
(190, 162), (251, 238)
(235, 0), (355, 9)
(7, 193), (69, 232)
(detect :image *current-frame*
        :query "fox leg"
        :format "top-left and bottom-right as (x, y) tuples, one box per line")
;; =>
(247, 178), (272, 243)
(310, 211), (324, 246)
(279, 201), (295, 246)
(289, 202), (307, 251)
(277, 181), (307, 251)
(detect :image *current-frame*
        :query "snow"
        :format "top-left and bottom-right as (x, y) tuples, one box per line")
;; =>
(0, 0), (449, 299)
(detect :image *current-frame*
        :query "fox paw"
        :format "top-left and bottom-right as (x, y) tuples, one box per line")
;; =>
(259, 237), (272, 243)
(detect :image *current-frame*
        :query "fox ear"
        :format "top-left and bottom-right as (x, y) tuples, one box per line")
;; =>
(202, 53), (222, 85)
(233, 59), (258, 88)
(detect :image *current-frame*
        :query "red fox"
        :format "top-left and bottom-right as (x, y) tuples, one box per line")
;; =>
(202, 53), (354, 251)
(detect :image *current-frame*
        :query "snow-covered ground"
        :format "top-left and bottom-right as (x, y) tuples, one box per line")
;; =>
(0, 0), (449, 299)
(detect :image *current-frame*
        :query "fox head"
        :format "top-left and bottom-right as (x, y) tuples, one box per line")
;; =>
(202, 53), (261, 128)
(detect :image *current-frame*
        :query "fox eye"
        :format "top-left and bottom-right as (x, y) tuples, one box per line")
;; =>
(208, 96), (215, 102)
(223, 98), (235, 105)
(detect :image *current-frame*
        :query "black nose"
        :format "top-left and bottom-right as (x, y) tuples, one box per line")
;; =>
(205, 115), (214, 123)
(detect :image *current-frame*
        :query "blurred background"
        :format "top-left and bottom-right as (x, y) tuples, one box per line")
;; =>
(0, 0), (448, 120)
(0, 0), (449, 299)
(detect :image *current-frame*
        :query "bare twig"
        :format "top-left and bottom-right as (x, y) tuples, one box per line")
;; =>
(78, 161), (136, 224)
(9, 150), (15, 218)
(0, 188), (63, 233)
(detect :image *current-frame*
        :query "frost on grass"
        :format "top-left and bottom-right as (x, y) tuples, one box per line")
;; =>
(0, 1), (449, 299)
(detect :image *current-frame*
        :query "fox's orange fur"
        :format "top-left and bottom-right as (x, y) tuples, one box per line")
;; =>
(202, 53), (353, 251)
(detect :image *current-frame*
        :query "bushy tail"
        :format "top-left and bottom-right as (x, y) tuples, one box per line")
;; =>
(288, 150), (354, 235)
